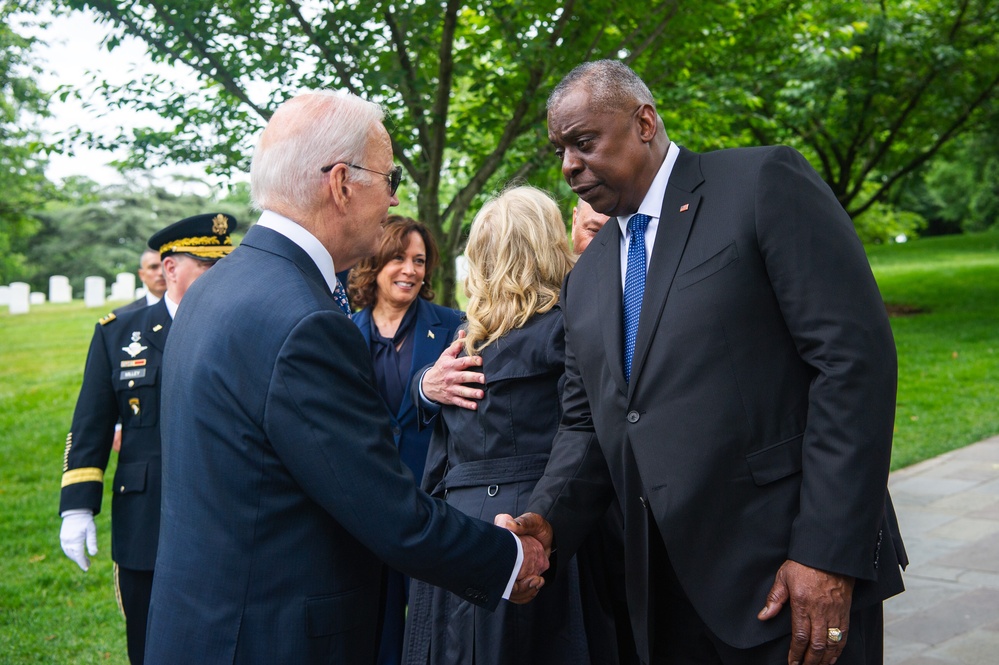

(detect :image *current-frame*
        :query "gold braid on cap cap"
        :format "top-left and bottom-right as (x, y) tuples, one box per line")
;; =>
(159, 235), (234, 259)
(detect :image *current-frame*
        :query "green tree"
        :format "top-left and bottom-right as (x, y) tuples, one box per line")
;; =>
(670, 0), (999, 223)
(0, 3), (54, 284)
(58, 0), (705, 303)
(923, 129), (999, 233)
(52, 0), (999, 294)
(26, 178), (252, 292)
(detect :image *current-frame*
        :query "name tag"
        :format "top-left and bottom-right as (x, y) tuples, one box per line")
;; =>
(120, 368), (147, 381)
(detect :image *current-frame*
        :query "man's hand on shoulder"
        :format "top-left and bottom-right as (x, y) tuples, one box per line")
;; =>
(421, 331), (485, 410)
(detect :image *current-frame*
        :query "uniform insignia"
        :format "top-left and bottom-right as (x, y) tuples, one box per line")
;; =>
(428, 330), (435, 339)
(128, 398), (140, 415)
(212, 214), (229, 235)
(99, 312), (117, 326)
(121, 358), (147, 368)
(131, 331), (142, 342)
(122, 341), (148, 358)
(152, 324), (163, 332)
(120, 368), (147, 381)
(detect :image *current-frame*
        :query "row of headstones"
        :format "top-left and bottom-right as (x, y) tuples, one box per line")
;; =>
(1, 273), (146, 315)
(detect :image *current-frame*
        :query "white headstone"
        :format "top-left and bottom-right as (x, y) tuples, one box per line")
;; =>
(29, 291), (46, 305)
(8, 282), (30, 315)
(135, 287), (147, 300)
(49, 275), (73, 303)
(84, 276), (106, 308)
(110, 272), (137, 302)
(0, 285), (9, 307)
(455, 255), (470, 283)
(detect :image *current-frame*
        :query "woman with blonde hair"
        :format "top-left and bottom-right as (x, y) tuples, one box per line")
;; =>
(403, 186), (614, 664)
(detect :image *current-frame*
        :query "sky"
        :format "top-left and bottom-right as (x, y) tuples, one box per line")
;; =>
(22, 7), (213, 190)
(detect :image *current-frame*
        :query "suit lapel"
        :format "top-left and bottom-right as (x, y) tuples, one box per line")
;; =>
(595, 224), (628, 396)
(142, 300), (172, 353)
(628, 148), (703, 397)
(353, 307), (373, 348)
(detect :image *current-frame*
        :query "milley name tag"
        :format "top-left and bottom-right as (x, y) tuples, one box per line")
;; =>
(120, 368), (147, 381)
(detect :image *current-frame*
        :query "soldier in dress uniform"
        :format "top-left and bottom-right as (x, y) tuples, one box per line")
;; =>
(58, 213), (238, 664)
(115, 248), (167, 314)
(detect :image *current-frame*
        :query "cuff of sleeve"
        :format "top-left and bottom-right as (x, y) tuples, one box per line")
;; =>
(417, 368), (442, 410)
(60, 508), (94, 519)
(501, 532), (524, 600)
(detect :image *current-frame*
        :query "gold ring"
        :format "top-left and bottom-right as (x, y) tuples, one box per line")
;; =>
(827, 627), (843, 643)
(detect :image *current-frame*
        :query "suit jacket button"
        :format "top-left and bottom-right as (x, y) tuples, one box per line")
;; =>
(627, 410), (640, 423)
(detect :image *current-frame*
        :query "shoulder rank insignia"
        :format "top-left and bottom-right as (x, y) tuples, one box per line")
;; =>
(99, 312), (117, 326)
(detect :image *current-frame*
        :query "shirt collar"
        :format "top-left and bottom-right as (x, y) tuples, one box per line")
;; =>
(255, 210), (340, 294)
(616, 140), (680, 232)
(163, 292), (179, 319)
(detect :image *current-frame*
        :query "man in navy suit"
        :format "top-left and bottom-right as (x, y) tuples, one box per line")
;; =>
(504, 60), (906, 665)
(145, 90), (547, 665)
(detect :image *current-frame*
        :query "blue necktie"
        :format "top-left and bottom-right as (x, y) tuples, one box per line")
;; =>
(332, 279), (352, 317)
(623, 213), (651, 383)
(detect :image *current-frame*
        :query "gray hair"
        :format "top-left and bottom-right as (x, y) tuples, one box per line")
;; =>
(548, 60), (655, 114)
(250, 90), (385, 212)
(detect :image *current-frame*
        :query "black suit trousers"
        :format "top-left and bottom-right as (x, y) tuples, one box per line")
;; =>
(648, 523), (883, 665)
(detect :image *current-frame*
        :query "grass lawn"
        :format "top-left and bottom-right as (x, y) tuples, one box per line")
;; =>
(0, 229), (997, 662)
(868, 229), (999, 469)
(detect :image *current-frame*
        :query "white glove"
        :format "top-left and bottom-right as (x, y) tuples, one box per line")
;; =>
(60, 509), (98, 571)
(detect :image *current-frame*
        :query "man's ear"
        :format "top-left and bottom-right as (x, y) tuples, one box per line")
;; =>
(636, 104), (659, 143)
(161, 255), (177, 282)
(327, 163), (352, 213)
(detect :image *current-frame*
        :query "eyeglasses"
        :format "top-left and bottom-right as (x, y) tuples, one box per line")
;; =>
(320, 162), (402, 195)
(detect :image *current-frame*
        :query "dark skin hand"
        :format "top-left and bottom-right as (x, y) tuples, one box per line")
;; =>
(495, 512), (554, 603)
(758, 559), (855, 665)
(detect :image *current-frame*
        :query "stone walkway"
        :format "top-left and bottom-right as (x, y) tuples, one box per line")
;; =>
(885, 434), (999, 664)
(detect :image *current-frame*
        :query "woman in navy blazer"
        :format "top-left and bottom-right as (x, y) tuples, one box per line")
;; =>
(349, 216), (463, 665)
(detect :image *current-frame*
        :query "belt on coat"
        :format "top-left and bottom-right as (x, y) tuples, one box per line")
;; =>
(431, 453), (550, 496)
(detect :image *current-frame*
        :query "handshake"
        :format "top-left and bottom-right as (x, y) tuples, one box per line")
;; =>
(494, 512), (553, 604)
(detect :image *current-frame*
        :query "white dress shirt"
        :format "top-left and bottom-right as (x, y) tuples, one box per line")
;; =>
(618, 141), (681, 289)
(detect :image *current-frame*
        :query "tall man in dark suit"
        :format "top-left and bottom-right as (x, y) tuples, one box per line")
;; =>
(144, 90), (547, 665)
(59, 213), (237, 664)
(503, 60), (907, 665)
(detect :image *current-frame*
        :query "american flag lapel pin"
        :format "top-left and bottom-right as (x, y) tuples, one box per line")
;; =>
(679, 203), (689, 213)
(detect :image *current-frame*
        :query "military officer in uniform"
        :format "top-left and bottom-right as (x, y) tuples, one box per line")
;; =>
(115, 248), (167, 314)
(59, 213), (238, 664)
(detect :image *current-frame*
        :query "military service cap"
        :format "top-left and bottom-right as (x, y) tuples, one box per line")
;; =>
(148, 213), (239, 260)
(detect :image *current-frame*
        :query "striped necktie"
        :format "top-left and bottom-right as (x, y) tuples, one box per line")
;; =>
(623, 214), (651, 383)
